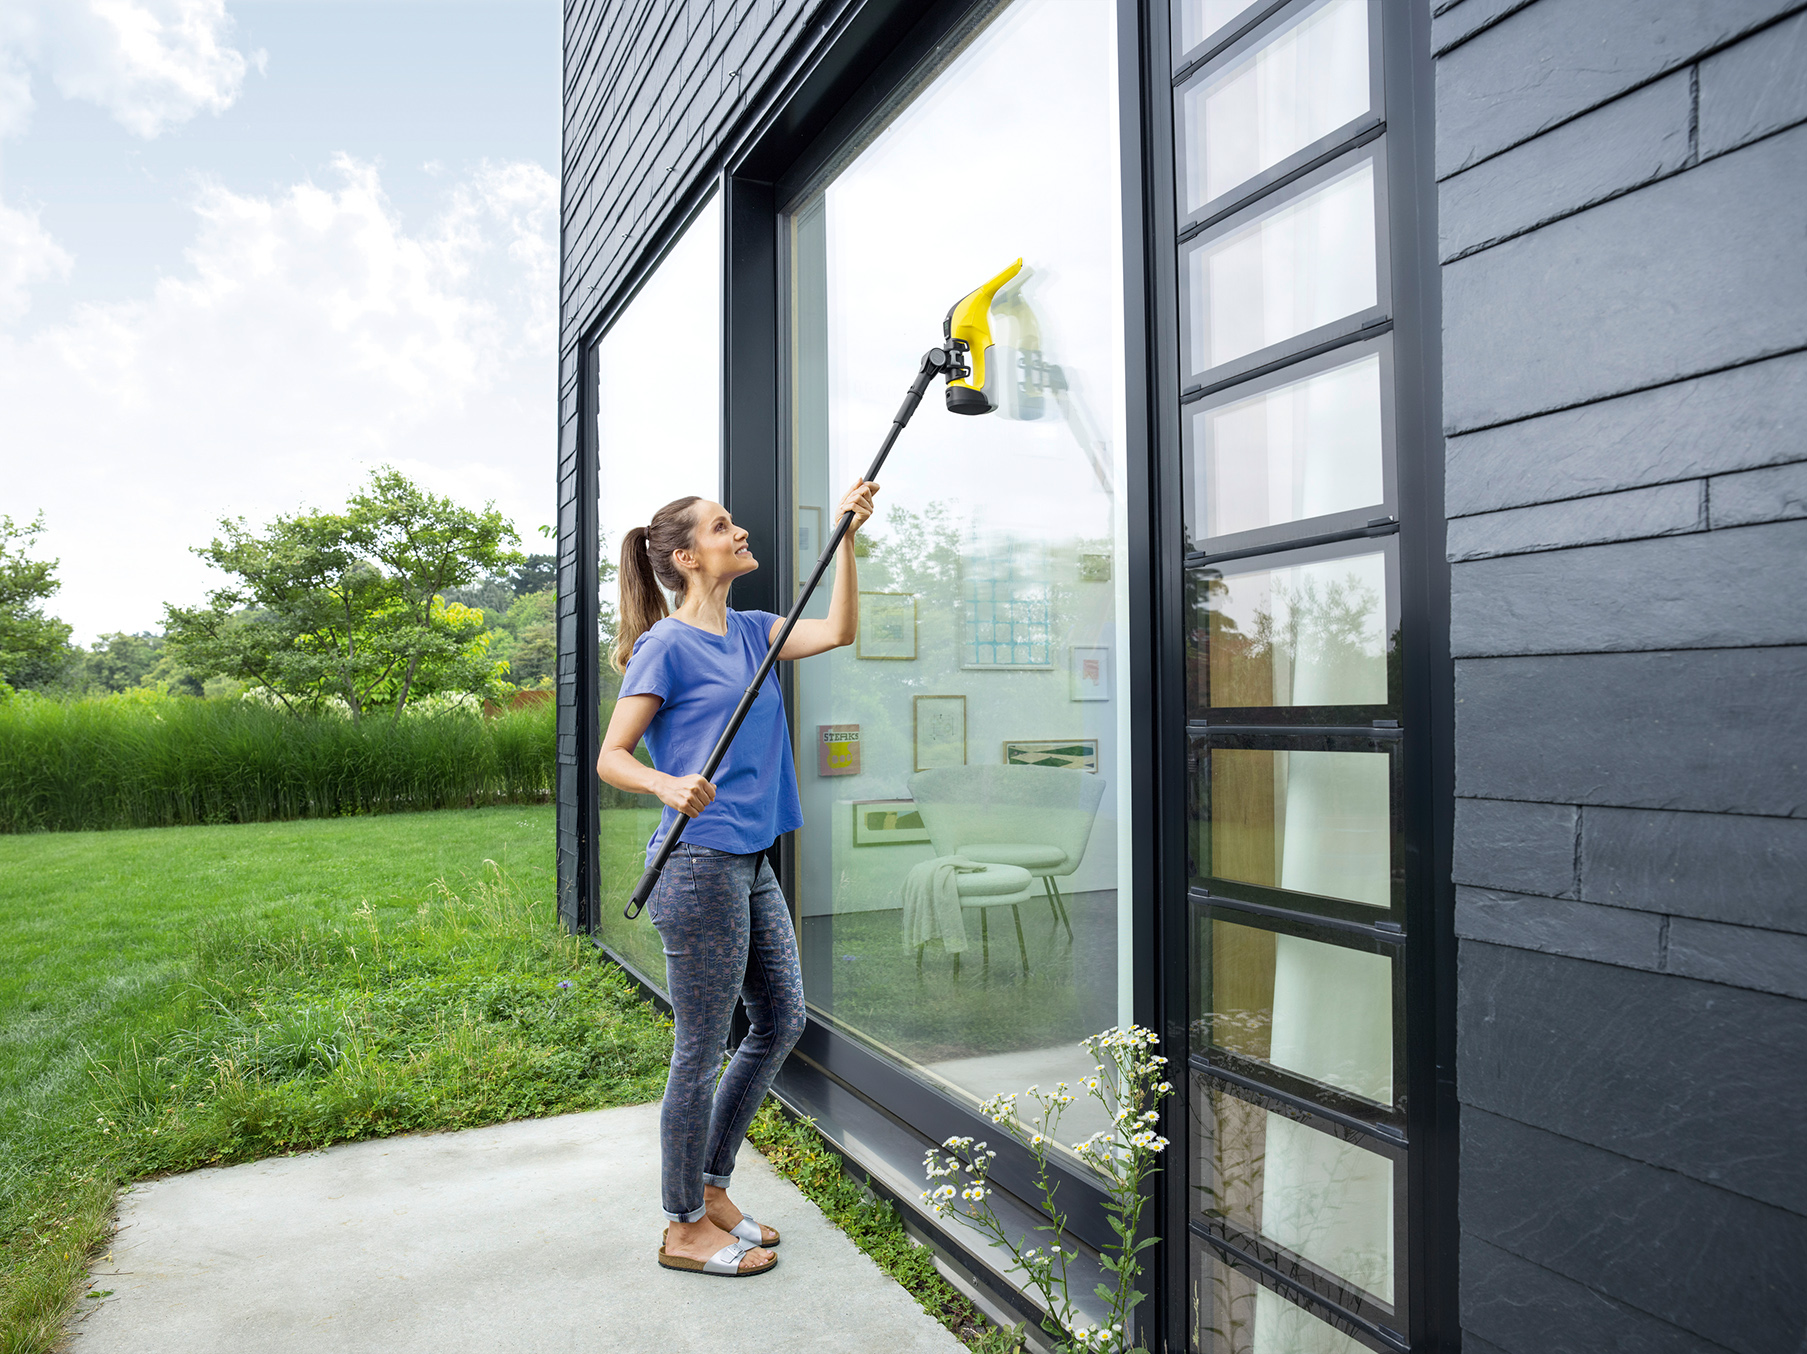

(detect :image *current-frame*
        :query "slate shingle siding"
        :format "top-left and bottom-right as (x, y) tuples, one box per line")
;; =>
(555, 0), (833, 927)
(1435, 1), (1807, 1349)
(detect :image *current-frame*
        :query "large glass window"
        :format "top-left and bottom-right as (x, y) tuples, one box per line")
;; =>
(783, 0), (1130, 1160)
(591, 195), (723, 983)
(1173, 0), (1411, 1348)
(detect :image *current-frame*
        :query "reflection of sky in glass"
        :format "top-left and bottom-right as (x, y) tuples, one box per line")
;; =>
(1183, 0), (1369, 211)
(1187, 158), (1375, 373)
(595, 195), (722, 622)
(814, 0), (1124, 543)
(1177, 0), (1263, 54)
(1198, 351), (1383, 539)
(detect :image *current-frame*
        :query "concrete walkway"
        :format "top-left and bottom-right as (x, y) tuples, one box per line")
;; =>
(67, 1102), (966, 1354)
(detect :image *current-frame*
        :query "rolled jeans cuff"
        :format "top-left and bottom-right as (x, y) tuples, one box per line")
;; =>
(664, 1202), (708, 1224)
(702, 1170), (733, 1189)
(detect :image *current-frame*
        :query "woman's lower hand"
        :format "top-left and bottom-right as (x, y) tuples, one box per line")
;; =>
(659, 773), (716, 818)
(837, 478), (878, 534)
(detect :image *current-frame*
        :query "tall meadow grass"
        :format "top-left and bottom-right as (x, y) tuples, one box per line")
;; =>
(0, 694), (573, 833)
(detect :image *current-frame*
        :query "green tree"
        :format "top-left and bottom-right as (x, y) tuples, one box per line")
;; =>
(164, 469), (523, 719)
(0, 513), (75, 693)
(84, 631), (169, 693)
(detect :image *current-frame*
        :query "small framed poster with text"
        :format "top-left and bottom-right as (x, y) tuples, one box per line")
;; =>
(817, 724), (861, 777)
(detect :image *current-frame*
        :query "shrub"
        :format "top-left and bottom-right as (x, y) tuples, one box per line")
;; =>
(0, 692), (560, 833)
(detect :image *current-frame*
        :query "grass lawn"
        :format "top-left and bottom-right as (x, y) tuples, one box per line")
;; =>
(0, 806), (674, 1354)
(0, 807), (1019, 1354)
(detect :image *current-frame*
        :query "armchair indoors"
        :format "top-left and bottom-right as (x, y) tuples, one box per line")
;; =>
(906, 765), (1107, 942)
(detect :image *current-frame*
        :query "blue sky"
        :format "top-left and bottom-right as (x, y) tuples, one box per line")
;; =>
(1, 0), (560, 642)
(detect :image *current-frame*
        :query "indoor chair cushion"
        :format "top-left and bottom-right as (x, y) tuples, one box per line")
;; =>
(951, 862), (1034, 897)
(958, 842), (1069, 871)
(908, 766), (1107, 877)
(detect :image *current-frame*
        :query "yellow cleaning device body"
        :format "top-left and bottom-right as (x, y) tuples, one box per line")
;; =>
(944, 258), (1023, 415)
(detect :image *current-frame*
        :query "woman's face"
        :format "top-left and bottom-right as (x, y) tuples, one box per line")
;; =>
(673, 500), (756, 584)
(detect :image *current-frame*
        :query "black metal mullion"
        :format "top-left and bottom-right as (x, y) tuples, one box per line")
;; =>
(1190, 1053), (1406, 1147)
(1381, 0), (1457, 1347)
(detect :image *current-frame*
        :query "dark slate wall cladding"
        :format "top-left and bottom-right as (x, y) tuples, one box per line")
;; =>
(1435, 0), (1807, 1349)
(555, 0), (832, 925)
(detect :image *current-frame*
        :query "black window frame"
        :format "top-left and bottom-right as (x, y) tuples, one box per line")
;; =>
(1157, 0), (1455, 1349)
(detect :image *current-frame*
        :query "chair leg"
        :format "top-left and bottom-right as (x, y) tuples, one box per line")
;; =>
(953, 950), (960, 982)
(1044, 876), (1061, 925)
(1012, 904), (1029, 979)
(981, 909), (991, 986)
(1048, 876), (1074, 942)
(917, 942), (925, 981)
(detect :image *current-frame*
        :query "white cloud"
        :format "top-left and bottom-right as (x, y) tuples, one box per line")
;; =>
(0, 0), (250, 141)
(0, 195), (73, 322)
(0, 156), (560, 643)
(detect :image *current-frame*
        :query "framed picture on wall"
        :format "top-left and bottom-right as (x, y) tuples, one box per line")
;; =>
(817, 724), (861, 777)
(913, 694), (967, 771)
(796, 506), (822, 563)
(1003, 738), (1099, 772)
(851, 799), (932, 846)
(856, 592), (916, 660)
(1070, 645), (1111, 701)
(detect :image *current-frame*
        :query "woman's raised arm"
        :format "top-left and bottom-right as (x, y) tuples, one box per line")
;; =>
(773, 477), (877, 660)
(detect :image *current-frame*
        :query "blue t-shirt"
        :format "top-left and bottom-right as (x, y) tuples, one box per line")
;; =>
(618, 608), (803, 864)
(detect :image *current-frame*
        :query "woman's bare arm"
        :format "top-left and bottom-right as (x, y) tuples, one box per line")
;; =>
(774, 478), (876, 660)
(597, 693), (715, 818)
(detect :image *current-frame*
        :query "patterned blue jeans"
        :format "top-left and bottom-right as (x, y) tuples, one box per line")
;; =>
(647, 842), (806, 1222)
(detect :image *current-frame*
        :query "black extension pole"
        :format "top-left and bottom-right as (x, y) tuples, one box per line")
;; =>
(622, 345), (955, 919)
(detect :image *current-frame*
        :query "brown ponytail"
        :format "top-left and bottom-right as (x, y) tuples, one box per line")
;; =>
(611, 495), (703, 673)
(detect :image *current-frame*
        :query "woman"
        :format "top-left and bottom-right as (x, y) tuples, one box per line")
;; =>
(597, 479), (878, 1278)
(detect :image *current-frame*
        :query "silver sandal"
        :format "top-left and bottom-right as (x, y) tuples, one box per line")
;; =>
(728, 1214), (781, 1247)
(657, 1234), (778, 1276)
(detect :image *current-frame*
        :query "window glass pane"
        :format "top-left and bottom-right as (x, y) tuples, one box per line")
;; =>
(1177, 0), (1265, 57)
(1204, 747), (1390, 906)
(1194, 915), (1392, 1102)
(1193, 1079), (1396, 1306)
(1192, 350), (1383, 541)
(1192, 1236), (1379, 1353)
(1196, 550), (1390, 709)
(1180, 0), (1371, 214)
(1184, 157), (1376, 377)
(787, 0), (1130, 1161)
(591, 195), (723, 984)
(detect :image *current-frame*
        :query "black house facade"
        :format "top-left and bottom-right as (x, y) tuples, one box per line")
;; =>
(555, 2), (1807, 1350)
